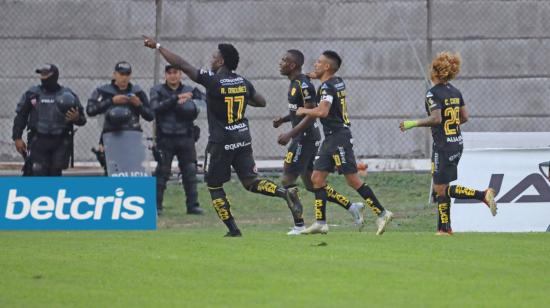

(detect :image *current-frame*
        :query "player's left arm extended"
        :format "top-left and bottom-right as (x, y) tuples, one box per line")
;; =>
(296, 100), (330, 119)
(248, 92), (266, 107)
(143, 36), (199, 82)
(400, 109), (442, 132)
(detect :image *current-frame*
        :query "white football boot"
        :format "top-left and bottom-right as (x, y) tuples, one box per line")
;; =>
(375, 210), (394, 235)
(287, 226), (306, 235)
(300, 222), (329, 235)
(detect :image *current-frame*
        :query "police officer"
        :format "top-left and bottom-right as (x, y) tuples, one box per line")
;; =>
(151, 65), (204, 215)
(12, 64), (86, 176)
(86, 61), (154, 173)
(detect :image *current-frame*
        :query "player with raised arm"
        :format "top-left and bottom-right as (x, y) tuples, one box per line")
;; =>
(399, 51), (497, 235)
(143, 36), (302, 237)
(274, 50), (366, 235)
(296, 50), (394, 235)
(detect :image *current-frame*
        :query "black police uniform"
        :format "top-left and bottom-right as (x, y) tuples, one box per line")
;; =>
(313, 76), (358, 174)
(425, 83), (465, 184)
(197, 69), (258, 187)
(12, 65), (86, 176)
(86, 81), (153, 133)
(283, 74), (321, 175)
(150, 81), (204, 214)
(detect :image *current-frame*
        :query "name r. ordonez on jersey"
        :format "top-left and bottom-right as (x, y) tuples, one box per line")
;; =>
(197, 69), (256, 145)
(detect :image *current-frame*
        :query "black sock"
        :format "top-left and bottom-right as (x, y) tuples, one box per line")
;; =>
(437, 195), (452, 232)
(209, 187), (239, 234)
(283, 184), (304, 227)
(325, 184), (351, 210)
(248, 179), (287, 199)
(448, 185), (485, 201)
(356, 184), (385, 216)
(313, 187), (327, 222)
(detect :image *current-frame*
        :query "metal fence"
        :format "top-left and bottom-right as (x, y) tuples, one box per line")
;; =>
(1, 0), (550, 164)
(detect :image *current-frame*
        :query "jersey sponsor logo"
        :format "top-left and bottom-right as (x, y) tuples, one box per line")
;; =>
(446, 135), (463, 143)
(224, 141), (251, 151)
(0, 177), (156, 230)
(225, 122), (248, 131)
(288, 103), (298, 111)
(220, 77), (244, 86)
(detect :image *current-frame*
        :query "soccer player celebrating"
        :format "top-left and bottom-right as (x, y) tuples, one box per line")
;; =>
(296, 50), (394, 235)
(143, 36), (301, 237)
(274, 50), (365, 235)
(399, 51), (497, 235)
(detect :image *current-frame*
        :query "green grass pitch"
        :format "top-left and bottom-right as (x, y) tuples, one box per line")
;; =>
(1, 172), (549, 307)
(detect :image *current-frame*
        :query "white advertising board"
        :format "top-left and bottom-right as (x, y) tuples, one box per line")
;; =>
(452, 133), (550, 232)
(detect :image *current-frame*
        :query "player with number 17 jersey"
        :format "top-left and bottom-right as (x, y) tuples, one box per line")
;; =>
(196, 69), (255, 145)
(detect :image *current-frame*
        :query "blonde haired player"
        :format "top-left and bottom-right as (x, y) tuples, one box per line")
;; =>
(399, 51), (497, 235)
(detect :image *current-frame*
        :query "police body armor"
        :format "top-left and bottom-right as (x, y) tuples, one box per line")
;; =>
(151, 84), (200, 136)
(28, 86), (75, 136)
(96, 83), (145, 132)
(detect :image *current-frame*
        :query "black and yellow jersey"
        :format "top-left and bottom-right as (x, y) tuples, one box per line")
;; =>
(317, 76), (351, 136)
(425, 83), (465, 151)
(287, 74), (320, 141)
(196, 69), (255, 144)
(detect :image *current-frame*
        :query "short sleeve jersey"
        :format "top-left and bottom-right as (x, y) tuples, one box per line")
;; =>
(317, 76), (351, 136)
(196, 69), (256, 144)
(287, 74), (320, 141)
(425, 83), (465, 151)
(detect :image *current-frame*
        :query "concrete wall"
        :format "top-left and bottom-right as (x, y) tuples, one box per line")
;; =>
(1, 0), (549, 162)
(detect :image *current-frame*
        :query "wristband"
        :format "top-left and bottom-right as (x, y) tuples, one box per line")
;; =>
(403, 120), (418, 130)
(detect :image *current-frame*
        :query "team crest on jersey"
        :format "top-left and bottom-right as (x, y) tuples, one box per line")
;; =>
(291, 87), (296, 96)
(303, 89), (309, 97)
(426, 91), (434, 98)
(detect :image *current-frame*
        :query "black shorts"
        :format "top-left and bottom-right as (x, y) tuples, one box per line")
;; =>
(204, 141), (257, 186)
(284, 138), (320, 176)
(313, 129), (357, 174)
(432, 149), (462, 184)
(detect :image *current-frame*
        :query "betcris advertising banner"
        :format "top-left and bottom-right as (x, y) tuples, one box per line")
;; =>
(0, 177), (156, 230)
(452, 148), (550, 232)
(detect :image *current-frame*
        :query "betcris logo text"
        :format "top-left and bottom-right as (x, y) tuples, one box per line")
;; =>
(0, 177), (156, 230)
